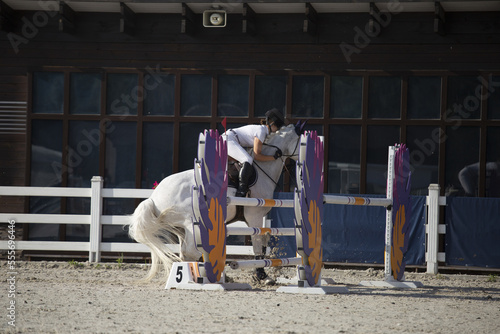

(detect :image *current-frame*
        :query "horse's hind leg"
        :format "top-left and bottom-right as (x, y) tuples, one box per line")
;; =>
(179, 220), (201, 261)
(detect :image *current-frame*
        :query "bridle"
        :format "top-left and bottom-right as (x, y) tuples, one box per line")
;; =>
(253, 134), (301, 187)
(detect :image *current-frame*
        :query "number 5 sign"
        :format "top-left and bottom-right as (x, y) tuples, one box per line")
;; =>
(165, 262), (225, 290)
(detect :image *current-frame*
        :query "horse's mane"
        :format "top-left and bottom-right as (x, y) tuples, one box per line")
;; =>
(265, 124), (295, 144)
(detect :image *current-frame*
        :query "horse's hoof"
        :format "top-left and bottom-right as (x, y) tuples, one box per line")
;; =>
(252, 274), (275, 286)
(262, 277), (275, 286)
(253, 267), (275, 285)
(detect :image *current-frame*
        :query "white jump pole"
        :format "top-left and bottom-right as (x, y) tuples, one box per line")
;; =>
(323, 194), (392, 207)
(227, 197), (294, 208)
(230, 257), (303, 270)
(230, 195), (391, 208)
(226, 227), (295, 236)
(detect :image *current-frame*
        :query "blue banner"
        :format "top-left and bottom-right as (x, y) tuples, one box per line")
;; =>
(445, 197), (500, 268)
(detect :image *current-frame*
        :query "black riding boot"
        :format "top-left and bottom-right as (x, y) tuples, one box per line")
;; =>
(236, 162), (252, 197)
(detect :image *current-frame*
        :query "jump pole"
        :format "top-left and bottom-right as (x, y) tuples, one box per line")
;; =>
(227, 197), (294, 208)
(323, 194), (392, 207)
(226, 227), (295, 236)
(230, 257), (303, 270)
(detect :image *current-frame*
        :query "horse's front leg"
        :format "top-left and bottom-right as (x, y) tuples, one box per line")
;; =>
(249, 233), (271, 258)
(246, 209), (275, 285)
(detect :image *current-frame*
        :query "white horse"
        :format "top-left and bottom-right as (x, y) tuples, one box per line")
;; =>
(128, 123), (304, 282)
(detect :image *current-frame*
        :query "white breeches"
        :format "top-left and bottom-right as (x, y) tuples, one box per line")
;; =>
(225, 131), (253, 164)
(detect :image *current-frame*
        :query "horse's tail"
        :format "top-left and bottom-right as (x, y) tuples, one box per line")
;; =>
(128, 198), (182, 281)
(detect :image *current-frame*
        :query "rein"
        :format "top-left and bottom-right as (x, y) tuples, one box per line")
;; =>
(254, 136), (301, 187)
(262, 137), (300, 159)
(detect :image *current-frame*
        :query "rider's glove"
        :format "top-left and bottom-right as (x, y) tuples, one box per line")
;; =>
(273, 148), (283, 160)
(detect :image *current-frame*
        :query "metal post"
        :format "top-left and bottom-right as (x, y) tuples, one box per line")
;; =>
(90, 176), (103, 263)
(426, 184), (441, 274)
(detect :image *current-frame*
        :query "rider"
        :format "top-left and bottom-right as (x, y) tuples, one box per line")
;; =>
(226, 108), (285, 197)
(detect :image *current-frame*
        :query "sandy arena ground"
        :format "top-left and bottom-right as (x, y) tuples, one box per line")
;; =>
(1, 261), (499, 334)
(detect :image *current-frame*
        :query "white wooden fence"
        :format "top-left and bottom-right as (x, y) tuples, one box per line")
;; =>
(425, 184), (447, 274)
(0, 178), (446, 274)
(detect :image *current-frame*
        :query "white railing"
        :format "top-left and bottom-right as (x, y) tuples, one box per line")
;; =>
(1, 179), (446, 272)
(425, 183), (447, 274)
(0, 176), (254, 262)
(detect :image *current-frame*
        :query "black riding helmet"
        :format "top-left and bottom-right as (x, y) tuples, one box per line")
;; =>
(265, 108), (285, 129)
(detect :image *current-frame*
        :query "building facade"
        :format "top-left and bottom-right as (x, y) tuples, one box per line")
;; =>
(1, 0), (499, 242)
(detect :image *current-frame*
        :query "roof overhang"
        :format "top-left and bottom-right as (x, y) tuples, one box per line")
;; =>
(2, 0), (499, 14)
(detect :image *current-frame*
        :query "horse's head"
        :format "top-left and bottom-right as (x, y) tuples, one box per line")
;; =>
(265, 121), (307, 161)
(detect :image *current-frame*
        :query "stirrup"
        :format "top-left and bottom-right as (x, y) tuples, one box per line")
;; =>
(235, 189), (248, 197)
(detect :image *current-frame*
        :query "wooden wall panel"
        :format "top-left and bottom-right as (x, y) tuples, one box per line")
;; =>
(0, 11), (498, 72)
(0, 73), (27, 215)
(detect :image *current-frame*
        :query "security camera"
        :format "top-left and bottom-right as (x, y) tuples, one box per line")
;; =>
(203, 10), (227, 27)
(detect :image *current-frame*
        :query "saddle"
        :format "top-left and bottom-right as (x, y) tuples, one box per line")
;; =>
(227, 160), (258, 190)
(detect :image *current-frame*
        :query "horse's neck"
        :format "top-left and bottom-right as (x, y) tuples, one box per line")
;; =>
(252, 128), (294, 198)
(252, 159), (284, 198)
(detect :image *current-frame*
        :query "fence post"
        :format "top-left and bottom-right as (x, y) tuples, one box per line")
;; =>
(426, 183), (440, 274)
(90, 176), (103, 263)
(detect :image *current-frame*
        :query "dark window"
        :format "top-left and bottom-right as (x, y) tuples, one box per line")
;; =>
(24, 69), (500, 245)
(330, 76), (363, 119)
(445, 126), (480, 196)
(487, 75), (500, 119)
(407, 76), (441, 119)
(181, 74), (212, 116)
(106, 73), (139, 115)
(366, 125), (400, 194)
(446, 76), (481, 120)
(104, 122), (137, 188)
(65, 121), (100, 241)
(292, 76), (324, 118)
(144, 73), (175, 116)
(32, 72), (64, 114)
(406, 126), (440, 195)
(70, 73), (102, 115)
(179, 122), (211, 171)
(368, 77), (401, 119)
(31, 120), (63, 187)
(142, 122), (174, 189)
(486, 127), (500, 197)
(29, 119), (63, 240)
(67, 121), (100, 188)
(328, 125), (361, 194)
(254, 76), (287, 117)
(103, 122), (137, 239)
(218, 75), (249, 117)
